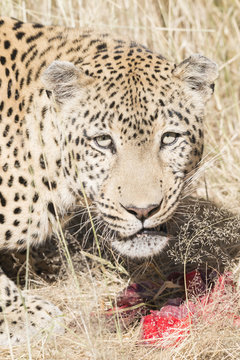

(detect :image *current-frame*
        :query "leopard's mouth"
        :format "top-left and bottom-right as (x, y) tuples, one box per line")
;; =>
(128, 222), (168, 240)
(111, 223), (169, 258)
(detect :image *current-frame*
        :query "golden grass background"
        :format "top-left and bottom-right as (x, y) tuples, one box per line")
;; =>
(0, 0), (240, 359)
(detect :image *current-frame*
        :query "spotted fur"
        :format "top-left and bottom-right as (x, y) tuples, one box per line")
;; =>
(0, 17), (218, 344)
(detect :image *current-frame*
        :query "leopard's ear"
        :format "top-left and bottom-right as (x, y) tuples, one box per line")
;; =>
(41, 61), (94, 104)
(173, 54), (218, 103)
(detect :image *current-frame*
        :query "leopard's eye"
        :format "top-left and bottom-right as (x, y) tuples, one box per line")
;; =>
(161, 132), (180, 147)
(94, 134), (113, 149)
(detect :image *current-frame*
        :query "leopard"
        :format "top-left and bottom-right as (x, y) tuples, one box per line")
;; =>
(0, 16), (218, 345)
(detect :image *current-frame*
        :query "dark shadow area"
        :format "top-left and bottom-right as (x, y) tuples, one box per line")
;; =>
(0, 197), (239, 287)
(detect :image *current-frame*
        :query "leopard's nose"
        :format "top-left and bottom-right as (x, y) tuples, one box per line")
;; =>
(123, 203), (161, 221)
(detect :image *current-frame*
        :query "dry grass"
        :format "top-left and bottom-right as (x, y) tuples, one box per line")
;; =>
(1, 0), (240, 359)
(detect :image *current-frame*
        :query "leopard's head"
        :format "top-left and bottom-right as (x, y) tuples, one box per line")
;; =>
(42, 42), (218, 257)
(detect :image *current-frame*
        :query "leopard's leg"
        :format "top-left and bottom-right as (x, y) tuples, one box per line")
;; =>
(0, 268), (64, 346)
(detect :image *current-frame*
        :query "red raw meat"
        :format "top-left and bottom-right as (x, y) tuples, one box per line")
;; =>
(141, 311), (191, 347)
(103, 271), (239, 348)
(117, 280), (164, 307)
(158, 301), (196, 320)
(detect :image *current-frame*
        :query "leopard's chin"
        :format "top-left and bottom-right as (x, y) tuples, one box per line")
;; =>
(111, 224), (169, 258)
